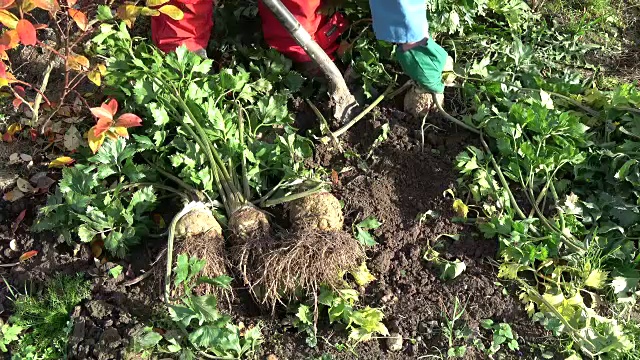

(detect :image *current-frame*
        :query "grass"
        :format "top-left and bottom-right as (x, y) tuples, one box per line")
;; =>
(8, 274), (92, 359)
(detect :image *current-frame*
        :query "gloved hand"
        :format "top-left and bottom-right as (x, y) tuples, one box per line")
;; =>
(395, 38), (448, 94)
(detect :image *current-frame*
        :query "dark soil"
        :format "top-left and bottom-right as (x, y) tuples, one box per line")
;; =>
(0, 98), (554, 360)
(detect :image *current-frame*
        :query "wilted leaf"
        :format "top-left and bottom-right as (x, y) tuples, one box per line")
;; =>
(351, 262), (376, 286)
(63, 125), (81, 150)
(158, 4), (183, 20)
(11, 208), (25, 233)
(16, 19), (37, 45)
(452, 199), (469, 218)
(67, 8), (87, 31)
(584, 269), (608, 289)
(8, 152), (20, 164)
(18, 250), (37, 262)
(91, 240), (103, 257)
(48, 156), (74, 168)
(6, 122), (21, 135)
(116, 4), (141, 28)
(440, 259), (466, 281)
(19, 153), (31, 162)
(3, 188), (24, 202)
(67, 54), (89, 71)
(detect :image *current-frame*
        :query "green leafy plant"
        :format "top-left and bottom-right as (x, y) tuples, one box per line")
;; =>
(6, 274), (91, 360)
(33, 136), (158, 258)
(0, 323), (23, 353)
(353, 216), (382, 246)
(476, 319), (519, 356)
(135, 254), (261, 359)
(293, 286), (388, 348)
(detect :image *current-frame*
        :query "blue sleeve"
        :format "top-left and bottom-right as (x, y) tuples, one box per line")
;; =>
(369, 0), (429, 43)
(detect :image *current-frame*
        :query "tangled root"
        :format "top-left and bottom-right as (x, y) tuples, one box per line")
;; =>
(228, 206), (271, 246)
(256, 228), (364, 307)
(288, 192), (344, 231)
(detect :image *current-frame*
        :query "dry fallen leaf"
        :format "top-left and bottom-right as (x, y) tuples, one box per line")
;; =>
(19, 153), (32, 162)
(3, 188), (24, 202)
(8, 153), (20, 164)
(16, 178), (35, 193)
(18, 250), (38, 262)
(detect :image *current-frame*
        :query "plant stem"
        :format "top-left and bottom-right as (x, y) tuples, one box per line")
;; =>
(434, 97), (481, 134)
(261, 184), (326, 207)
(31, 58), (54, 127)
(142, 155), (201, 199)
(331, 83), (393, 138)
(238, 105), (251, 200)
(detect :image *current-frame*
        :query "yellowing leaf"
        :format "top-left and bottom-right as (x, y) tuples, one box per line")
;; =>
(116, 4), (141, 28)
(19, 250), (38, 262)
(0, 9), (18, 28)
(584, 269), (608, 290)
(31, 0), (60, 13)
(97, 63), (106, 75)
(6, 122), (21, 135)
(139, 6), (159, 16)
(452, 199), (469, 218)
(67, 54), (89, 71)
(112, 126), (128, 139)
(87, 68), (101, 86)
(48, 156), (74, 168)
(145, 0), (170, 6)
(351, 262), (376, 286)
(158, 4), (183, 20)
(87, 126), (105, 153)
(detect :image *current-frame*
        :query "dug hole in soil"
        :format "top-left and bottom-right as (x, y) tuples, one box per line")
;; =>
(0, 99), (550, 359)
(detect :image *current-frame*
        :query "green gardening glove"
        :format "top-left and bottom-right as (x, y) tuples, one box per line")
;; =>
(395, 38), (448, 94)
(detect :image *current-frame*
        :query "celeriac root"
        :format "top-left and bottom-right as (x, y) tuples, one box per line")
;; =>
(288, 192), (344, 231)
(227, 206), (271, 246)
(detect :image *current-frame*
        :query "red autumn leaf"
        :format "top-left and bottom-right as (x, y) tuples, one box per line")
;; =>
(0, 61), (6, 78)
(29, 128), (37, 141)
(0, 0), (15, 9)
(16, 19), (37, 46)
(93, 118), (112, 137)
(19, 250), (38, 262)
(2, 132), (13, 142)
(67, 8), (87, 31)
(11, 209), (26, 233)
(331, 169), (339, 186)
(12, 84), (25, 108)
(115, 113), (142, 128)
(104, 98), (118, 115)
(90, 105), (114, 122)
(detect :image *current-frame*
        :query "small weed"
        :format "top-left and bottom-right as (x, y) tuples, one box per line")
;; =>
(7, 274), (91, 359)
(477, 319), (520, 356)
(353, 215), (382, 246)
(0, 323), (23, 353)
(440, 297), (471, 358)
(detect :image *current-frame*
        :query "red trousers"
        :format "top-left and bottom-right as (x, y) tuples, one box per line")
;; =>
(151, 0), (347, 62)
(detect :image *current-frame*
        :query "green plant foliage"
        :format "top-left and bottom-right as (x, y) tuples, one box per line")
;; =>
(8, 275), (91, 360)
(448, 1), (640, 356)
(33, 137), (158, 258)
(134, 254), (262, 359)
(293, 286), (388, 347)
(0, 324), (23, 353)
(353, 216), (382, 246)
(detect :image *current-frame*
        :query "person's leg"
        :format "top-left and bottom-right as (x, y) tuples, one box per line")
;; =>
(151, 0), (214, 54)
(257, 0), (348, 63)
